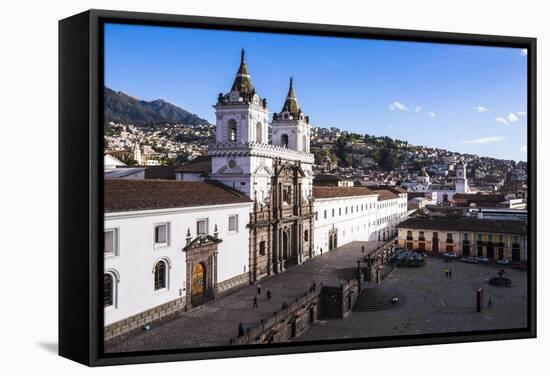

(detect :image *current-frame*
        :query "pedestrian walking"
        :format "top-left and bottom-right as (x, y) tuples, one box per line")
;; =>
(253, 296), (258, 308)
(488, 298), (492, 308)
(238, 322), (244, 337)
(282, 301), (288, 310)
(257, 284), (262, 295)
(449, 269), (452, 278)
(266, 289), (272, 300)
(444, 267), (449, 277)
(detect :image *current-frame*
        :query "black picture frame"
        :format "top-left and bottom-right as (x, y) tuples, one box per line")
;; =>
(59, 9), (537, 367)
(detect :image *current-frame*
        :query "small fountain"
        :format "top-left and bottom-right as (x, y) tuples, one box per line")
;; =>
(489, 268), (512, 287)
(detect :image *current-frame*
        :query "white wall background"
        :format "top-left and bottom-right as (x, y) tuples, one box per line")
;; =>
(1, 0), (547, 375)
(104, 203), (251, 325)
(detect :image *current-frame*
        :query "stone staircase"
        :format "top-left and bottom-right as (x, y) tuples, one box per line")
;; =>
(352, 288), (404, 312)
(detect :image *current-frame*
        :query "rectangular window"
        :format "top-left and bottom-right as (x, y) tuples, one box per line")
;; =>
(463, 233), (469, 241)
(197, 219), (208, 235)
(324, 210), (327, 219)
(104, 229), (118, 256)
(332, 208), (335, 217)
(228, 215), (238, 232)
(154, 223), (169, 246)
(259, 241), (266, 256)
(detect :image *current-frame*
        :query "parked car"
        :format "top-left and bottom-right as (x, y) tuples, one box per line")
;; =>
(474, 256), (489, 265)
(461, 256), (478, 264)
(443, 252), (458, 258)
(511, 262), (528, 271)
(496, 258), (510, 265)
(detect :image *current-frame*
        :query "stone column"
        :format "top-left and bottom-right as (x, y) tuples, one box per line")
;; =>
(296, 220), (304, 264)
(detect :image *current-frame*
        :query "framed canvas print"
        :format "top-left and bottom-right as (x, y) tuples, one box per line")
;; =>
(59, 9), (536, 366)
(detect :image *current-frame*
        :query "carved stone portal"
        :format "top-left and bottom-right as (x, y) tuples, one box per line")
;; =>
(183, 234), (222, 309)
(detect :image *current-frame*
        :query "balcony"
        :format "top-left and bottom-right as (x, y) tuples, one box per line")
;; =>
(406, 236), (413, 241)
(446, 239), (453, 244)
(418, 237), (426, 242)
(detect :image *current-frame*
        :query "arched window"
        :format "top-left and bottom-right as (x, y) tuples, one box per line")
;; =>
(154, 260), (167, 290)
(104, 273), (114, 308)
(256, 122), (263, 143)
(227, 119), (237, 141)
(281, 134), (289, 148)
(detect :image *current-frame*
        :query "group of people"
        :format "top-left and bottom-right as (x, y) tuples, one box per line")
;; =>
(252, 284), (272, 308)
(444, 267), (453, 278)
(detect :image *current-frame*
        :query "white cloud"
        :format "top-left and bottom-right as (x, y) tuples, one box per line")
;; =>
(495, 117), (509, 125)
(389, 101), (408, 111)
(520, 145), (527, 153)
(414, 106), (422, 113)
(507, 113), (519, 123)
(516, 111), (527, 116)
(521, 49), (528, 56)
(474, 106), (489, 113)
(428, 112), (436, 118)
(463, 136), (504, 144)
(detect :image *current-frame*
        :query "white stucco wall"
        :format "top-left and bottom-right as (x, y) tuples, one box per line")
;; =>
(313, 192), (408, 254)
(103, 202), (252, 325)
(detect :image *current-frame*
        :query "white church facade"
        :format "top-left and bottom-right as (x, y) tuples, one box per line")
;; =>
(404, 162), (471, 204)
(103, 51), (408, 339)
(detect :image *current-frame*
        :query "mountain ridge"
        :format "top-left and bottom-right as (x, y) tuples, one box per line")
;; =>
(104, 86), (210, 126)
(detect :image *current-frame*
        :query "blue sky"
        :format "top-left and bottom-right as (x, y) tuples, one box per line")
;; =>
(104, 23), (528, 161)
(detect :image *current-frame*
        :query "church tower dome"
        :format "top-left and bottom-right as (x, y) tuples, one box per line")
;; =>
(217, 49), (267, 107)
(272, 77), (311, 153)
(280, 77), (301, 117)
(213, 49), (270, 144)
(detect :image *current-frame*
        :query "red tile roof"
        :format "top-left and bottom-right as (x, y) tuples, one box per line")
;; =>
(312, 186), (375, 199)
(397, 217), (526, 235)
(104, 179), (252, 212)
(175, 155), (212, 173)
(371, 189), (399, 201)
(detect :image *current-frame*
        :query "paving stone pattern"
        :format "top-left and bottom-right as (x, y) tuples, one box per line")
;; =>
(105, 241), (381, 353)
(295, 257), (528, 342)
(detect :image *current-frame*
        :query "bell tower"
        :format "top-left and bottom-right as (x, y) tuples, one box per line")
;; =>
(271, 78), (311, 153)
(209, 50), (272, 199)
(455, 160), (469, 193)
(213, 49), (269, 144)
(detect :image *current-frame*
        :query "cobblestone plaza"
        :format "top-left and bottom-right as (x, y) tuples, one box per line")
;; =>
(297, 255), (528, 342)
(105, 241), (528, 353)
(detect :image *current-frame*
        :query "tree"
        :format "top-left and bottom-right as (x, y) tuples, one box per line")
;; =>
(120, 154), (138, 166)
(377, 148), (400, 171)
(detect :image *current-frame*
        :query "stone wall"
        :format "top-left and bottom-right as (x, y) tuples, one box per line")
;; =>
(104, 297), (186, 342)
(230, 289), (319, 345)
(231, 278), (361, 345)
(105, 273), (249, 343)
(217, 272), (249, 294)
(319, 279), (361, 319)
